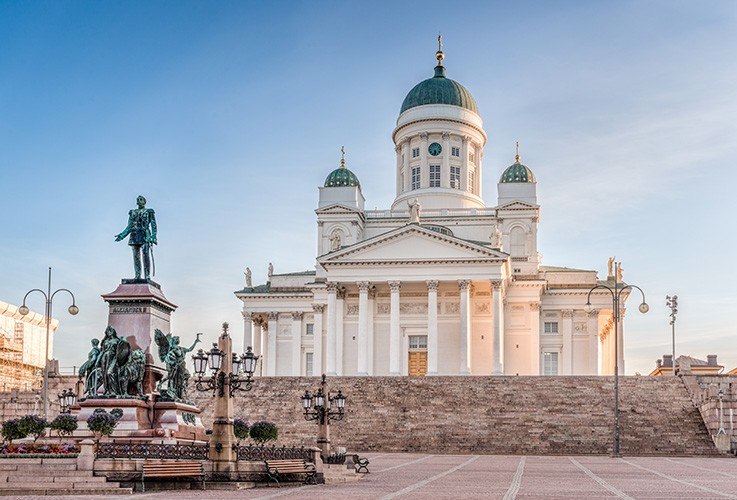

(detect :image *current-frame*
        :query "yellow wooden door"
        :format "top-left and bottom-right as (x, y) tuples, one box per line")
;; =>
(408, 351), (427, 377)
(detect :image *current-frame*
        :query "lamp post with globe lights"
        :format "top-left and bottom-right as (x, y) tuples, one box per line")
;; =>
(301, 374), (346, 457)
(18, 267), (79, 419)
(584, 261), (648, 456)
(191, 322), (258, 470)
(666, 295), (678, 376)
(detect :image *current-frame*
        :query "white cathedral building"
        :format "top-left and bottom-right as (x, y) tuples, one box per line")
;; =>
(236, 46), (631, 377)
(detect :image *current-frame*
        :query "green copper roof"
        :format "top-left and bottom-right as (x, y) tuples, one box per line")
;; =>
(400, 65), (478, 114)
(324, 166), (360, 188)
(500, 160), (535, 183)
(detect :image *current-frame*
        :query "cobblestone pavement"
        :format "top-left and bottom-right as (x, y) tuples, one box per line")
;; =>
(35, 453), (737, 499)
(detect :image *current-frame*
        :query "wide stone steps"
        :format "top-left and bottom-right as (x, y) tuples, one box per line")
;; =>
(0, 458), (131, 495)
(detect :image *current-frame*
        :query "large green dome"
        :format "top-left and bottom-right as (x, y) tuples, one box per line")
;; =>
(500, 158), (535, 183)
(400, 65), (478, 114)
(324, 166), (360, 188)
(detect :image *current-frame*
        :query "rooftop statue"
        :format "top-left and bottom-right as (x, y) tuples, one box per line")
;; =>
(115, 195), (157, 280)
(154, 329), (202, 402)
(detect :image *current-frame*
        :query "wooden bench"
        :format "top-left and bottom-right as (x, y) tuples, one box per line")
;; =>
(352, 454), (370, 473)
(264, 459), (317, 487)
(141, 461), (205, 492)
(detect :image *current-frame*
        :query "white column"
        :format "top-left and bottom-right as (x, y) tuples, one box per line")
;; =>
(336, 289), (345, 375)
(357, 281), (370, 375)
(389, 281), (401, 375)
(291, 312), (303, 376)
(491, 279), (504, 375)
(427, 280), (439, 375)
(368, 289), (375, 375)
(326, 283), (337, 376)
(266, 312), (278, 377)
(258, 322), (267, 376)
(587, 309), (600, 375)
(242, 311), (252, 353)
(441, 132), (450, 188)
(461, 136), (470, 192)
(459, 280), (472, 375)
(419, 132), (428, 187)
(530, 302), (541, 375)
(395, 144), (402, 195)
(561, 309), (574, 375)
(312, 304), (324, 376)
(402, 141), (410, 192)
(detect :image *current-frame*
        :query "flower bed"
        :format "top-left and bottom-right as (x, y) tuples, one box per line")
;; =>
(0, 443), (78, 458)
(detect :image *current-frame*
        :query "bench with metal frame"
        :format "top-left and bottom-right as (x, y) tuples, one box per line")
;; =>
(352, 454), (370, 473)
(264, 458), (317, 487)
(141, 461), (205, 492)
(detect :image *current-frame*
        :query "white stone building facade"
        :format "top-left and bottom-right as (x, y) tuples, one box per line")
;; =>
(236, 48), (630, 377)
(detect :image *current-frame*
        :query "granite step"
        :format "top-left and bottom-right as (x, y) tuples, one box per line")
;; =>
(0, 487), (132, 496)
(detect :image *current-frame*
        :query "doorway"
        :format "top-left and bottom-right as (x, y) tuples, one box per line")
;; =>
(408, 335), (427, 376)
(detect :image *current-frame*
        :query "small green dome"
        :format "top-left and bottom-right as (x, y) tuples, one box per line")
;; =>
(400, 65), (478, 114)
(500, 159), (535, 183)
(324, 166), (360, 188)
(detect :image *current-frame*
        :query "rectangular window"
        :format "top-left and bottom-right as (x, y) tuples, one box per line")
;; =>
(451, 146), (460, 157)
(544, 322), (559, 334)
(543, 352), (559, 375)
(412, 147), (420, 158)
(450, 166), (461, 189)
(305, 352), (314, 376)
(429, 165), (440, 187)
(305, 323), (314, 335)
(411, 166), (421, 190)
(409, 335), (427, 349)
(468, 170), (475, 192)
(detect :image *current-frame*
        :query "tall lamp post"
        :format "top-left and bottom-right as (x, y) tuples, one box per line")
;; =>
(584, 261), (648, 456)
(301, 374), (346, 458)
(19, 267), (79, 418)
(191, 322), (258, 471)
(666, 295), (678, 376)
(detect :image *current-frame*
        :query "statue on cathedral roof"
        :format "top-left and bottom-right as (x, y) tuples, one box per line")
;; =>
(408, 199), (421, 224)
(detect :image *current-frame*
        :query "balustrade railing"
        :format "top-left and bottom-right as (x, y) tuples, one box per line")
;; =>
(235, 444), (313, 462)
(96, 442), (209, 460)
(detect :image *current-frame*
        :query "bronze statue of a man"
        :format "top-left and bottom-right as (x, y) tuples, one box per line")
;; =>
(115, 195), (157, 280)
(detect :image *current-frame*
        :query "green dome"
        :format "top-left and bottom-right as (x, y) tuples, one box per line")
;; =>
(400, 65), (478, 114)
(500, 160), (535, 183)
(324, 166), (360, 188)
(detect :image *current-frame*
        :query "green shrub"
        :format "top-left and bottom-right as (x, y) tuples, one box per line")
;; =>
(19, 415), (47, 442)
(86, 410), (118, 438)
(1, 419), (27, 444)
(249, 420), (277, 445)
(233, 418), (250, 441)
(50, 415), (78, 437)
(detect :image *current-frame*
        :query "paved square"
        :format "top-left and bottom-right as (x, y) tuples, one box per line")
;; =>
(33, 453), (737, 499)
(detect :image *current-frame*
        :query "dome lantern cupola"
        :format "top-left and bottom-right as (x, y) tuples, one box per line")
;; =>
(497, 142), (538, 206)
(324, 146), (361, 188)
(399, 36), (478, 114)
(499, 142), (535, 183)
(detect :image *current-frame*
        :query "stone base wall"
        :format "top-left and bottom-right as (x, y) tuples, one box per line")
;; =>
(190, 376), (719, 456)
(0, 375), (77, 420)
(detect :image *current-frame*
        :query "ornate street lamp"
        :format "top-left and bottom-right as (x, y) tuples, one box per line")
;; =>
(302, 374), (346, 457)
(58, 388), (76, 414)
(19, 267), (79, 418)
(666, 295), (678, 376)
(584, 261), (648, 456)
(191, 322), (259, 470)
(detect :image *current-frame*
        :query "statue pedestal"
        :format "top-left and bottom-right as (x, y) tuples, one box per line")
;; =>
(101, 279), (177, 364)
(72, 398), (207, 443)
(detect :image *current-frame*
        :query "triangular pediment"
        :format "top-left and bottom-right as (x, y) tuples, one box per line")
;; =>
(496, 201), (539, 210)
(319, 224), (508, 265)
(315, 203), (363, 215)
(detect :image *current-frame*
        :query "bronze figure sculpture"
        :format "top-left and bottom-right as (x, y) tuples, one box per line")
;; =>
(115, 195), (157, 280)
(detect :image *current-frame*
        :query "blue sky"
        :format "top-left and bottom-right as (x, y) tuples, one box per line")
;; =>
(1, 1), (735, 374)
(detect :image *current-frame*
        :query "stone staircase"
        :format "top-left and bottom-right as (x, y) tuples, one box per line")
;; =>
(0, 458), (131, 496)
(213, 376), (721, 456)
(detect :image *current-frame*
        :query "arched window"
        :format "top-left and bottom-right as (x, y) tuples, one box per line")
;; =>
(510, 227), (526, 257)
